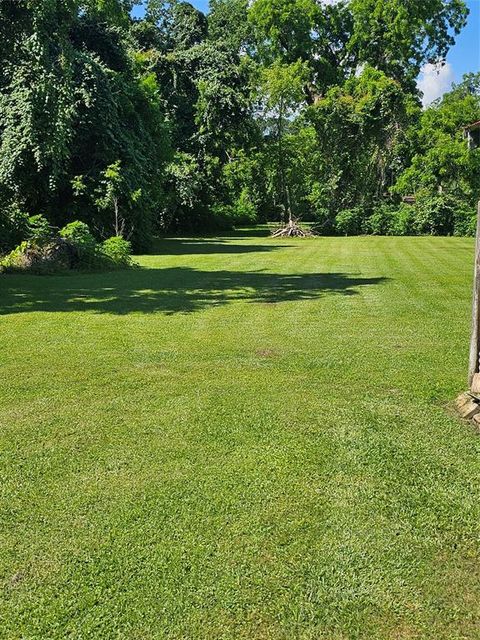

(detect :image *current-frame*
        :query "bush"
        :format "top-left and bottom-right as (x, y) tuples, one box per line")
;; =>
(364, 204), (415, 236)
(311, 207), (336, 235)
(0, 203), (29, 254)
(335, 207), (365, 235)
(59, 221), (99, 268)
(308, 196), (476, 238)
(207, 205), (235, 230)
(392, 205), (417, 235)
(363, 197), (477, 237)
(0, 239), (77, 274)
(27, 215), (53, 245)
(101, 236), (132, 267)
(59, 220), (95, 246)
(1, 221), (133, 274)
(365, 205), (397, 235)
(410, 192), (457, 235)
(453, 207), (477, 237)
(0, 241), (33, 272)
(212, 190), (258, 228)
(232, 188), (258, 225)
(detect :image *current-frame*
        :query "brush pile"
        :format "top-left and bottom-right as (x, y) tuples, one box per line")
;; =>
(271, 219), (313, 238)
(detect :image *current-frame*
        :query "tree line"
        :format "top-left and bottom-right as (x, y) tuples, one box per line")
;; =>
(1, 0), (479, 253)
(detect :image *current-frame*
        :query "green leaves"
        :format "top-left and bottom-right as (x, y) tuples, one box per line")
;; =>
(0, 0), (475, 245)
(349, 0), (469, 85)
(260, 59), (310, 111)
(0, 2), (171, 251)
(249, 0), (320, 63)
(393, 73), (480, 202)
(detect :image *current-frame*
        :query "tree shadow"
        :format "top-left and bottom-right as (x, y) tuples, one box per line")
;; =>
(227, 226), (274, 238)
(0, 268), (389, 316)
(153, 238), (283, 255)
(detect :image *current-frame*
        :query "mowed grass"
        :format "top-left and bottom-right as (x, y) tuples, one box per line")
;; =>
(0, 234), (479, 639)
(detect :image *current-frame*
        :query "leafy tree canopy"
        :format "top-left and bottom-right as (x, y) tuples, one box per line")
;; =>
(0, 0), (476, 250)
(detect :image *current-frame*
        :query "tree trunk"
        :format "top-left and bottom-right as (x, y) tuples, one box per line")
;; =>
(277, 96), (288, 223)
(114, 196), (120, 236)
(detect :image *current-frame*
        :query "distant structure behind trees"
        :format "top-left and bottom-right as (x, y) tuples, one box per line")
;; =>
(465, 121), (480, 150)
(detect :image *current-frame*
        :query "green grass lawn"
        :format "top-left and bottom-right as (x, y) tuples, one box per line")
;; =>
(1, 234), (479, 639)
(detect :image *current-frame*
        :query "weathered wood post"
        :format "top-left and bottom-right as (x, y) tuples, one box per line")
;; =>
(455, 122), (480, 419)
(456, 204), (480, 418)
(465, 122), (480, 391)
(468, 200), (480, 389)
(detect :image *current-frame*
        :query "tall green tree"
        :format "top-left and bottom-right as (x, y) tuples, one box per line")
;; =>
(259, 59), (310, 222)
(304, 67), (418, 225)
(249, 0), (354, 100)
(394, 73), (480, 203)
(349, 0), (469, 88)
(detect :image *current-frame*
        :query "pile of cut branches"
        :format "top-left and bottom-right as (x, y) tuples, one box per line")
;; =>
(271, 219), (313, 238)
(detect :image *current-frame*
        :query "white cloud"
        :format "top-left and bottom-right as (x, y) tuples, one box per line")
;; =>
(417, 62), (455, 107)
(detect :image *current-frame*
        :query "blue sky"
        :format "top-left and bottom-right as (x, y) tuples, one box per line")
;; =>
(133, 0), (479, 104)
(448, 0), (479, 82)
(419, 0), (480, 104)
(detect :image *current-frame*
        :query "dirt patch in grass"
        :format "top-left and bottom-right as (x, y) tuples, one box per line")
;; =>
(256, 348), (277, 358)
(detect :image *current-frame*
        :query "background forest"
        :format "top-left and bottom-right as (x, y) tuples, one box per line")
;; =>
(1, 0), (479, 253)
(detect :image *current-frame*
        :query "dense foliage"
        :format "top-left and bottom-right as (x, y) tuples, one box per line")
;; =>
(0, 0), (478, 255)
(0, 216), (133, 274)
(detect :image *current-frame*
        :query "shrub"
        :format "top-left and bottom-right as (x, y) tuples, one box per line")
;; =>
(27, 215), (53, 245)
(0, 239), (77, 274)
(59, 220), (95, 246)
(0, 203), (29, 254)
(59, 221), (99, 268)
(364, 197), (477, 237)
(392, 205), (417, 235)
(311, 207), (336, 235)
(365, 205), (397, 235)
(101, 236), (132, 267)
(453, 207), (477, 237)
(410, 193), (458, 235)
(335, 207), (365, 235)
(364, 204), (415, 236)
(212, 190), (258, 228)
(1, 221), (133, 274)
(232, 188), (258, 225)
(0, 241), (33, 272)
(209, 202), (243, 230)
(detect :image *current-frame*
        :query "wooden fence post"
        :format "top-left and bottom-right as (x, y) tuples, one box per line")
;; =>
(468, 200), (480, 388)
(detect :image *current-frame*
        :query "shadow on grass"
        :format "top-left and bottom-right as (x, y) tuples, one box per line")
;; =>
(0, 268), (389, 315)
(153, 238), (282, 255)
